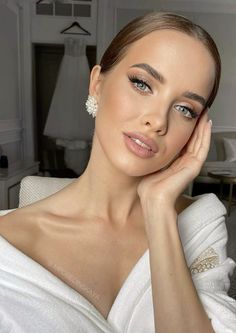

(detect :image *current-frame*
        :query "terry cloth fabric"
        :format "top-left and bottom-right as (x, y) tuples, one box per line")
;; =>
(0, 193), (236, 332)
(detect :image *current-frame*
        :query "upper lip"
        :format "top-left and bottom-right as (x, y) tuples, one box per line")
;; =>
(123, 131), (159, 153)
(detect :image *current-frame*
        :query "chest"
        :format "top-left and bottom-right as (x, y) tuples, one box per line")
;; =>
(0, 214), (148, 320)
(38, 230), (148, 319)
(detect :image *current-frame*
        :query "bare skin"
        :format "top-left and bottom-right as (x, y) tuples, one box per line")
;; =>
(0, 29), (215, 323)
(0, 191), (193, 320)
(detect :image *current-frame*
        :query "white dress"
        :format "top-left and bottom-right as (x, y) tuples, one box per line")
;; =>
(43, 37), (94, 143)
(0, 193), (236, 332)
(43, 37), (93, 174)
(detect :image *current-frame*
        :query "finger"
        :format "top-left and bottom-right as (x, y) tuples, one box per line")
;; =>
(187, 108), (208, 153)
(185, 126), (199, 154)
(192, 108), (209, 154)
(196, 118), (212, 162)
(185, 121), (201, 154)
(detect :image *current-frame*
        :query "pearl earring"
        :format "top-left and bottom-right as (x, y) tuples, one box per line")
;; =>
(85, 95), (98, 118)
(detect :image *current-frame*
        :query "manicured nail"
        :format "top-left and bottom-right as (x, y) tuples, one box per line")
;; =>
(208, 119), (212, 126)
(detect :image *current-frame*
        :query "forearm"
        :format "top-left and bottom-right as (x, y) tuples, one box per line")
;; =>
(145, 206), (214, 333)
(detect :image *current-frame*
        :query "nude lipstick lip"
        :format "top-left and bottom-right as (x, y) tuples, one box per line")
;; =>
(123, 132), (159, 159)
(123, 132), (159, 153)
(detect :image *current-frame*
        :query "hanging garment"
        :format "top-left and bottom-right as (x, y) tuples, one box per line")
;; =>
(43, 37), (94, 145)
(0, 193), (236, 332)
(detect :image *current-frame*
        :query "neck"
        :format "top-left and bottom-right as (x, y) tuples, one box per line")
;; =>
(73, 137), (143, 228)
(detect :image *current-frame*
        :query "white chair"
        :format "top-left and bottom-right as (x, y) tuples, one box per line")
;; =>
(18, 175), (75, 208)
(0, 176), (75, 216)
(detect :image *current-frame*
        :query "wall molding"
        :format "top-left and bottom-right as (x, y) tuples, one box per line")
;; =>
(0, 128), (22, 145)
(0, 119), (22, 145)
(212, 126), (236, 132)
(0, 119), (22, 132)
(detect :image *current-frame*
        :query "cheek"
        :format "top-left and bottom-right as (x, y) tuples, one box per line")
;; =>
(173, 127), (193, 149)
(98, 78), (139, 124)
(164, 122), (195, 161)
(94, 79), (137, 153)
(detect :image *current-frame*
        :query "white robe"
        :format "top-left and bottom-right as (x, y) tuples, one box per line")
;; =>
(0, 193), (236, 332)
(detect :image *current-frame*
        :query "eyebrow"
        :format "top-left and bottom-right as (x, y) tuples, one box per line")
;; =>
(182, 91), (206, 108)
(130, 63), (165, 84)
(130, 63), (207, 108)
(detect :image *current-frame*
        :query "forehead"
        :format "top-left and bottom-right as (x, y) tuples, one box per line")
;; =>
(118, 29), (215, 94)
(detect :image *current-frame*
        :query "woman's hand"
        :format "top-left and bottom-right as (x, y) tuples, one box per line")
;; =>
(137, 111), (216, 333)
(137, 110), (212, 210)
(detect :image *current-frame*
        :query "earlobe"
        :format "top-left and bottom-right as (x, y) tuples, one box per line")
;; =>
(88, 65), (103, 101)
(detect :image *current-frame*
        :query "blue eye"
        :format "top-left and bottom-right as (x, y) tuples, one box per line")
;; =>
(175, 105), (198, 119)
(128, 75), (152, 93)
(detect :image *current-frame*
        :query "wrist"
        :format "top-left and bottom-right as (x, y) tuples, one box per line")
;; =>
(143, 205), (178, 237)
(141, 197), (177, 218)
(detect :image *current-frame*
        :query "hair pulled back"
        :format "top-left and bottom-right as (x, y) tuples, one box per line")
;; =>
(100, 12), (221, 108)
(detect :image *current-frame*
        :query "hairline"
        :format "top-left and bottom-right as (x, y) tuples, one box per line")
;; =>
(99, 12), (220, 108)
(100, 27), (216, 92)
(101, 27), (215, 74)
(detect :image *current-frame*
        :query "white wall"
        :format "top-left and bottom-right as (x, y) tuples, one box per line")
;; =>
(0, 2), (23, 166)
(0, 4), (19, 120)
(194, 13), (236, 131)
(174, 11), (236, 131)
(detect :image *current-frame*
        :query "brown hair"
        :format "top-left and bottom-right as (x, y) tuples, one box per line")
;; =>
(100, 11), (221, 108)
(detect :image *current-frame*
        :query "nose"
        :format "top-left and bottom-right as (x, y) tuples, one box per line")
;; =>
(141, 112), (168, 135)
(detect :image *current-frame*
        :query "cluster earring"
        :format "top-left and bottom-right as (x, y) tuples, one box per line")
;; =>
(85, 95), (98, 118)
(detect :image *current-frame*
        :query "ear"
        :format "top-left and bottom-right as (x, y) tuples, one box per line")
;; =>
(88, 65), (103, 102)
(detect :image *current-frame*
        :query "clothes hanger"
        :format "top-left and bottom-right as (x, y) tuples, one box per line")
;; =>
(60, 21), (91, 35)
(36, 0), (91, 36)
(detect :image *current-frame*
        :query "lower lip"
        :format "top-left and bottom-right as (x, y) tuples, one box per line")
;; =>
(123, 134), (156, 158)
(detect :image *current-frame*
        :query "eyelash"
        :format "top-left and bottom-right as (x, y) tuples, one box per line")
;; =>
(128, 74), (199, 120)
(174, 105), (199, 120)
(128, 75), (152, 94)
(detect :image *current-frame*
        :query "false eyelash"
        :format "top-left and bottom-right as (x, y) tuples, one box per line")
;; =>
(183, 106), (199, 119)
(175, 104), (199, 119)
(128, 75), (152, 92)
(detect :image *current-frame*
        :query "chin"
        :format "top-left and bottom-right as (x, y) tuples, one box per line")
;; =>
(117, 159), (168, 178)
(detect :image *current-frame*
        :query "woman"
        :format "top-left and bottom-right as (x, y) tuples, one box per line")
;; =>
(0, 12), (235, 333)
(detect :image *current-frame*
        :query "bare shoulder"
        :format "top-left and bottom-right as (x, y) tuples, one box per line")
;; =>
(0, 200), (50, 250)
(176, 195), (195, 215)
(0, 179), (84, 250)
(0, 177), (76, 228)
(0, 199), (47, 223)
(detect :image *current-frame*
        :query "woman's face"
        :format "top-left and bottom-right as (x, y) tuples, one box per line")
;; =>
(90, 29), (215, 177)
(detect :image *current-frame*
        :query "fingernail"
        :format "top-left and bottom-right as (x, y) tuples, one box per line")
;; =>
(208, 119), (212, 126)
